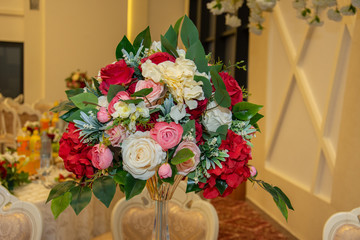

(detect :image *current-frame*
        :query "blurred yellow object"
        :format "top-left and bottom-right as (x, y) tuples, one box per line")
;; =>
(27, 130), (41, 175)
(16, 127), (30, 157)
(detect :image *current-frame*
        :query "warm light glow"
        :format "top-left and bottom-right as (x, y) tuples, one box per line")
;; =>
(127, 0), (133, 41)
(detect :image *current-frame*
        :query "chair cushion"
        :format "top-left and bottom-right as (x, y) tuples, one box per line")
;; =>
(334, 224), (360, 240)
(0, 213), (32, 240)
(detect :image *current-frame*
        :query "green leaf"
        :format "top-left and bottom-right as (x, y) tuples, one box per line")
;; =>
(131, 88), (153, 98)
(274, 186), (294, 210)
(124, 173), (146, 200)
(210, 70), (231, 108)
(275, 194), (288, 221)
(50, 100), (76, 113)
(194, 75), (212, 99)
(186, 178), (202, 193)
(46, 181), (76, 203)
(163, 25), (178, 49)
(70, 92), (98, 109)
(51, 192), (72, 219)
(182, 119), (195, 138)
(174, 16), (184, 35)
(60, 108), (79, 122)
(250, 113), (264, 126)
(114, 170), (127, 185)
(171, 148), (195, 165)
(133, 26), (151, 52)
(180, 15), (199, 49)
(185, 40), (209, 73)
(65, 107), (98, 122)
(161, 35), (179, 58)
(209, 64), (223, 73)
(70, 186), (92, 215)
(233, 102), (263, 121)
(215, 179), (228, 195)
(107, 85), (125, 103)
(116, 36), (135, 60)
(66, 88), (84, 99)
(216, 125), (228, 140)
(93, 176), (116, 208)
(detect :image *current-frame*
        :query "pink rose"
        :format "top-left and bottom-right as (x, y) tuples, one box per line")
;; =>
(150, 122), (183, 150)
(135, 80), (164, 105)
(99, 60), (135, 94)
(249, 166), (257, 177)
(108, 91), (131, 115)
(105, 123), (129, 147)
(174, 141), (200, 175)
(158, 163), (172, 179)
(97, 107), (111, 123)
(90, 144), (113, 170)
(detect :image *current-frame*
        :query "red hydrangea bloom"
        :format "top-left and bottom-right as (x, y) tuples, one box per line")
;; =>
(200, 130), (251, 199)
(59, 123), (95, 178)
(99, 60), (135, 94)
(186, 98), (208, 120)
(136, 112), (160, 132)
(0, 161), (7, 179)
(194, 121), (205, 145)
(218, 72), (243, 108)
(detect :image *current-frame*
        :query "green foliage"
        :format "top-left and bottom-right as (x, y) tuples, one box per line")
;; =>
(185, 40), (209, 73)
(131, 88), (153, 98)
(180, 15), (199, 49)
(174, 16), (184, 35)
(161, 35), (179, 58)
(124, 173), (147, 200)
(163, 25), (178, 49)
(133, 26), (151, 52)
(73, 110), (106, 144)
(65, 88), (84, 99)
(215, 179), (228, 195)
(210, 70), (231, 108)
(186, 177), (203, 193)
(194, 75), (212, 99)
(46, 181), (76, 203)
(50, 100), (76, 113)
(0, 155), (31, 192)
(182, 119), (195, 138)
(51, 192), (72, 219)
(93, 176), (116, 208)
(70, 186), (92, 215)
(107, 85), (125, 103)
(232, 102), (263, 121)
(171, 148), (195, 165)
(216, 125), (228, 140)
(116, 36), (135, 60)
(70, 92), (98, 109)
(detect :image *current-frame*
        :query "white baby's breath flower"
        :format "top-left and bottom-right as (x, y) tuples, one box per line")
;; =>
(352, 0), (360, 8)
(327, 8), (342, 22)
(111, 102), (136, 119)
(256, 0), (276, 11)
(225, 14), (241, 28)
(207, 1), (225, 15)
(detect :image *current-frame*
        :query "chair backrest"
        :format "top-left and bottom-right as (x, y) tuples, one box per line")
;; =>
(323, 207), (360, 240)
(0, 185), (43, 240)
(0, 103), (19, 151)
(4, 98), (41, 128)
(32, 99), (53, 114)
(111, 181), (219, 240)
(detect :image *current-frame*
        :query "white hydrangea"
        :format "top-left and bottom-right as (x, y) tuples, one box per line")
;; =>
(202, 101), (232, 132)
(352, 0), (360, 8)
(327, 8), (342, 22)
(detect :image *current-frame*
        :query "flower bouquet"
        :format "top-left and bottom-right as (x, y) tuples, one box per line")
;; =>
(47, 15), (293, 238)
(65, 70), (91, 89)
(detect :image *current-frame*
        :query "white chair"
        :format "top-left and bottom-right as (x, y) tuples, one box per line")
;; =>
(0, 185), (43, 240)
(323, 207), (360, 240)
(4, 98), (41, 128)
(108, 181), (219, 240)
(0, 103), (19, 151)
(32, 99), (53, 114)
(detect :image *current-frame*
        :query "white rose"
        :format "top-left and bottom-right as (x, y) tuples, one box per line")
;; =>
(202, 101), (232, 132)
(122, 131), (165, 180)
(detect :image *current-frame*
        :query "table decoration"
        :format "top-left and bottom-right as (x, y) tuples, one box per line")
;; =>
(65, 70), (91, 89)
(47, 15), (293, 239)
(0, 150), (31, 192)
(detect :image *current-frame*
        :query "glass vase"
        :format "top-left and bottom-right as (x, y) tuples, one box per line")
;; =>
(146, 174), (183, 240)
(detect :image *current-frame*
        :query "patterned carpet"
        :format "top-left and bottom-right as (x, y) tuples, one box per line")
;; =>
(211, 198), (297, 240)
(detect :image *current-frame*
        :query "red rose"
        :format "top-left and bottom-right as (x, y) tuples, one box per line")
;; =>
(141, 52), (176, 65)
(99, 60), (135, 94)
(186, 98), (208, 120)
(0, 161), (7, 179)
(200, 130), (251, 199)
(218, 72), (243, 108)
(59, 123), (95, 178)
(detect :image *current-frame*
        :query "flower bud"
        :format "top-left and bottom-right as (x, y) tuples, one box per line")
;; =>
(250, 166), (257, 177)
(97, 107), (111, 123)
(158, 163), (172, 179)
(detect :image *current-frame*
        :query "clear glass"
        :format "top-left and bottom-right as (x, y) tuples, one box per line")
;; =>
(152, 200), (170, 240)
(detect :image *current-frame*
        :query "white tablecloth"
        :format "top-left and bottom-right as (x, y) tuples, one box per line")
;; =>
(14, 170), (123, 240)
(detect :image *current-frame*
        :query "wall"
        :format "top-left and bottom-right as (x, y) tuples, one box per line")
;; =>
(246, 3), (360, 239)
(24, 0), (128, 104)
(0, 0), (24, 42)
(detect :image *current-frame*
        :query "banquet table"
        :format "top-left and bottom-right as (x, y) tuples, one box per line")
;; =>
(13, 169), (123, 240)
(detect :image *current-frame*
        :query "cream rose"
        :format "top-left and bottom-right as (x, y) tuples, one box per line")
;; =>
(174, 141), (201, 175)
(202, 101), (232, 132)
(122, 131), (165, 180)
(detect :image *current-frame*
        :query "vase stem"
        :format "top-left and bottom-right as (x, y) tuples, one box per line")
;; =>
(152, 200), (170, 240)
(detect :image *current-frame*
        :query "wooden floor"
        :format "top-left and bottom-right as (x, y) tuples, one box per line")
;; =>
(211, 198), (298, 240)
